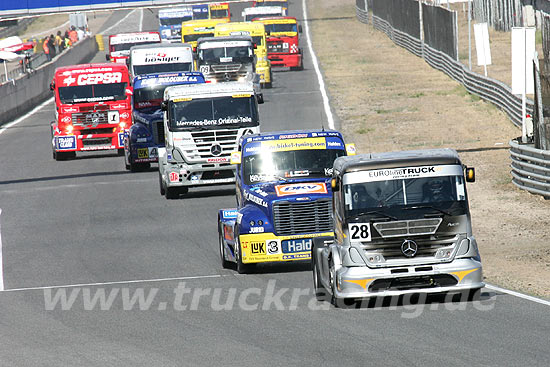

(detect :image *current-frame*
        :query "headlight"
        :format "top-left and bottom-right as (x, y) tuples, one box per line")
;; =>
(65, 125), (73, 134)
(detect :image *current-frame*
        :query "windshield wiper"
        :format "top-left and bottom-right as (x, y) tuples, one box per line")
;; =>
(346, 210), (397, 222)
(404, 205), (452, 217)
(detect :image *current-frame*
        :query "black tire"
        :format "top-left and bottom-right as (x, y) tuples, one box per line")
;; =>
(312, 252), (328, 302)
(218, 221), (231, 269)
(55, 151), (75, 161)
(130, 161), (150, 172)
(117, 148), (125, 156)
(165, 186), (179, 200)
(159, 171), (166, 196)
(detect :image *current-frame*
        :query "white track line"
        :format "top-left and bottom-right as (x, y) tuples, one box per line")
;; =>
(2, 274), (225, 292)
(0, 97), (53, 137)
(485, 284), (550, 307)
(0, 209), (4, 291)
(302, 0), (335, 129)
(101, 9), (138, 35)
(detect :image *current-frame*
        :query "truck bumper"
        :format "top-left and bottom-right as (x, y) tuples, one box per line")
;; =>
(256, 65), (271, 85)
(268, 53), (302, 68)
(163, 161), (236, 188)
(53, 132), (125, 153)
(239, 232), (333, 264)
(332, 258), (484, 299)
(127, 142), (160, 163)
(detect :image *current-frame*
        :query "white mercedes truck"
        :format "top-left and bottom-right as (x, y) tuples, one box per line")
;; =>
(158, 81), (261, 199)
(312, 149), (484, 305)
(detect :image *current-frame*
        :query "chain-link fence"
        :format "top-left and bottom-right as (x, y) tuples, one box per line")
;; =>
(473, 0), (523, 31)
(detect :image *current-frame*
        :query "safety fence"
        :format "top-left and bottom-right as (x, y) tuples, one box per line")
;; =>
(472, 0), (523, 32)
(510, 138), (550, 198)
(359, 2), (532, 128)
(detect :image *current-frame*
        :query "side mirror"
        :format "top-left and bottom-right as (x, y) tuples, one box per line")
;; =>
(465, 167), (475, 182)
(125, 58), (130, 66)
(331, 177), (340, 192)
(105, 54), (110, 61)
(161, 101), (168, 111)
(299, 25), (303, 33)
(49, 81), (55, 91)
(253, 43), (257, 49)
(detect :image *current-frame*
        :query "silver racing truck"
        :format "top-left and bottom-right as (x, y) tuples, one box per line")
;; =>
(158, 81), (261, 199)
(312, 148), (484, 304)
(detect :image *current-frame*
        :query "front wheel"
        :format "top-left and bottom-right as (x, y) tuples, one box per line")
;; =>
(235, 237), (252, 274)
(218, 222), (231, 269)
(117, 148), (124, 156)
(159, 171), (166, 196)
(312, 252), (328, 302)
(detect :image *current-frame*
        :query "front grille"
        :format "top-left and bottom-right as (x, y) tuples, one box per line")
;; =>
(80, 128), (114, 135)
(71, 112), (109, 126)
(152, 120), (165, 146)
(273, 199), (332, 236)
(363, 234), (457, 260)
(82, 137), (112, 147)
(369, 274), (458, 292)
(268, 42), (287, 53)
(373, 218), (442, 238)
(201, 170), (234, 180)
(211, 63), (242, 73)
(188, 130), (239, 159)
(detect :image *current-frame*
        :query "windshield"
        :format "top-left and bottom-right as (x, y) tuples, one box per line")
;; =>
(243, 148), (345, 185)
(344, 175), (468, 219)
(169, 95), (259, 131)
(133, 85), (168, 109)
(264, 23), (297, 33)
(111, 41), (159, 52)
(160, 17), (191, 26)
(58, 83), (128, 104)
(184, 33), (214, 43)
(200, 46), (254, 64)
(252, 36), (263, 47)
(133, 63), (193, 76)
(210, 9), (229, 19)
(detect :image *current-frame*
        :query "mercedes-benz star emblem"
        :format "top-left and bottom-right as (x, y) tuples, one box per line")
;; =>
(210, 144), (222, 156)
(401, 240), (418, 258)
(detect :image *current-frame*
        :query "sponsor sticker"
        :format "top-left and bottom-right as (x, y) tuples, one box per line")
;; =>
(118, 133), (125, 147)
(250, 242), (265, 255)
(169, 172), (180, 182)
(282, 239), (312, 253)
(222, 209), (238, 219)
(57, 136), (76, 150)
(348, 223), (372, 242)
(138, 148), (149, 159)
(275, 183), (327, 197)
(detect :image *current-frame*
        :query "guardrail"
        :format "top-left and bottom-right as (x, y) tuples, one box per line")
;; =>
(510, 139), (550, 198)
(362, 8), (534, 128)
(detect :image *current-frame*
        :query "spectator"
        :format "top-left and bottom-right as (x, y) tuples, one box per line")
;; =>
(69, 26), (78, 44)
(42, 37), (51, 61)
(64, 35), (72, 49)
(76, 27), (85, 41)
(56, 31), (64, 53)
(47, 34), (56, 59)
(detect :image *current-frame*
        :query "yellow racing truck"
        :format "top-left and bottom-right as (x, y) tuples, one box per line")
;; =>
(181, 18), (229, 52)
(215, 21), (272, 88)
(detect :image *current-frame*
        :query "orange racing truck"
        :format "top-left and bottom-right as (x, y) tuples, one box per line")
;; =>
(49, 63), (132, 160)
(253, 16), (303, 70)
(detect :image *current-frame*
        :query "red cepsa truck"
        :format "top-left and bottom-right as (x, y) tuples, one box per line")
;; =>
(49, 63), (132, 160)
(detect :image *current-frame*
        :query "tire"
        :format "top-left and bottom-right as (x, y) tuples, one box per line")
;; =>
(55, 151), (75, 161)
(218, 221), (231, 269)
(159, 171), (166, 196)
(130, 161), (150, 172)
(117, 148), (125, 156)
(312, 252), (328, 302)
(165, 186), (179, 200)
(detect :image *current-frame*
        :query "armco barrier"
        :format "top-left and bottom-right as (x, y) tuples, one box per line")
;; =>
(510, 139), (550, 198)
(0, 36), (98, 127)
(357, 5), (533, 128)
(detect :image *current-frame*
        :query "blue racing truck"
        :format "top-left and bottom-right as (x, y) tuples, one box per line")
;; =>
(124, 72), (205, 171)
(218, 130), (356, 273)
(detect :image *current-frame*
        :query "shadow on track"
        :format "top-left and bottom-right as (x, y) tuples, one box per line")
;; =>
(0, 170), (132, 186)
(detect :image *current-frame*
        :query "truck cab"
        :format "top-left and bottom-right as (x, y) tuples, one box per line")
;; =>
(181, 18), (229, 52)
(125, 72), (205, 171)
(158, 6), (193, 42)
(242, 6), (285, 21)
(218, 130), (356, 273)
(196, 36), (262, 102)
(49, 63), (132, 160)
(128, 43), (194, 81)
(253, 0), (288, 16)
(158, 81), (261, 199)
(313, 149), (483, 303)
(106, 32), (161, 64)
(215, 22), (272, 88)
(252, 16), (303, 70)
(209, 2), (231, 22)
